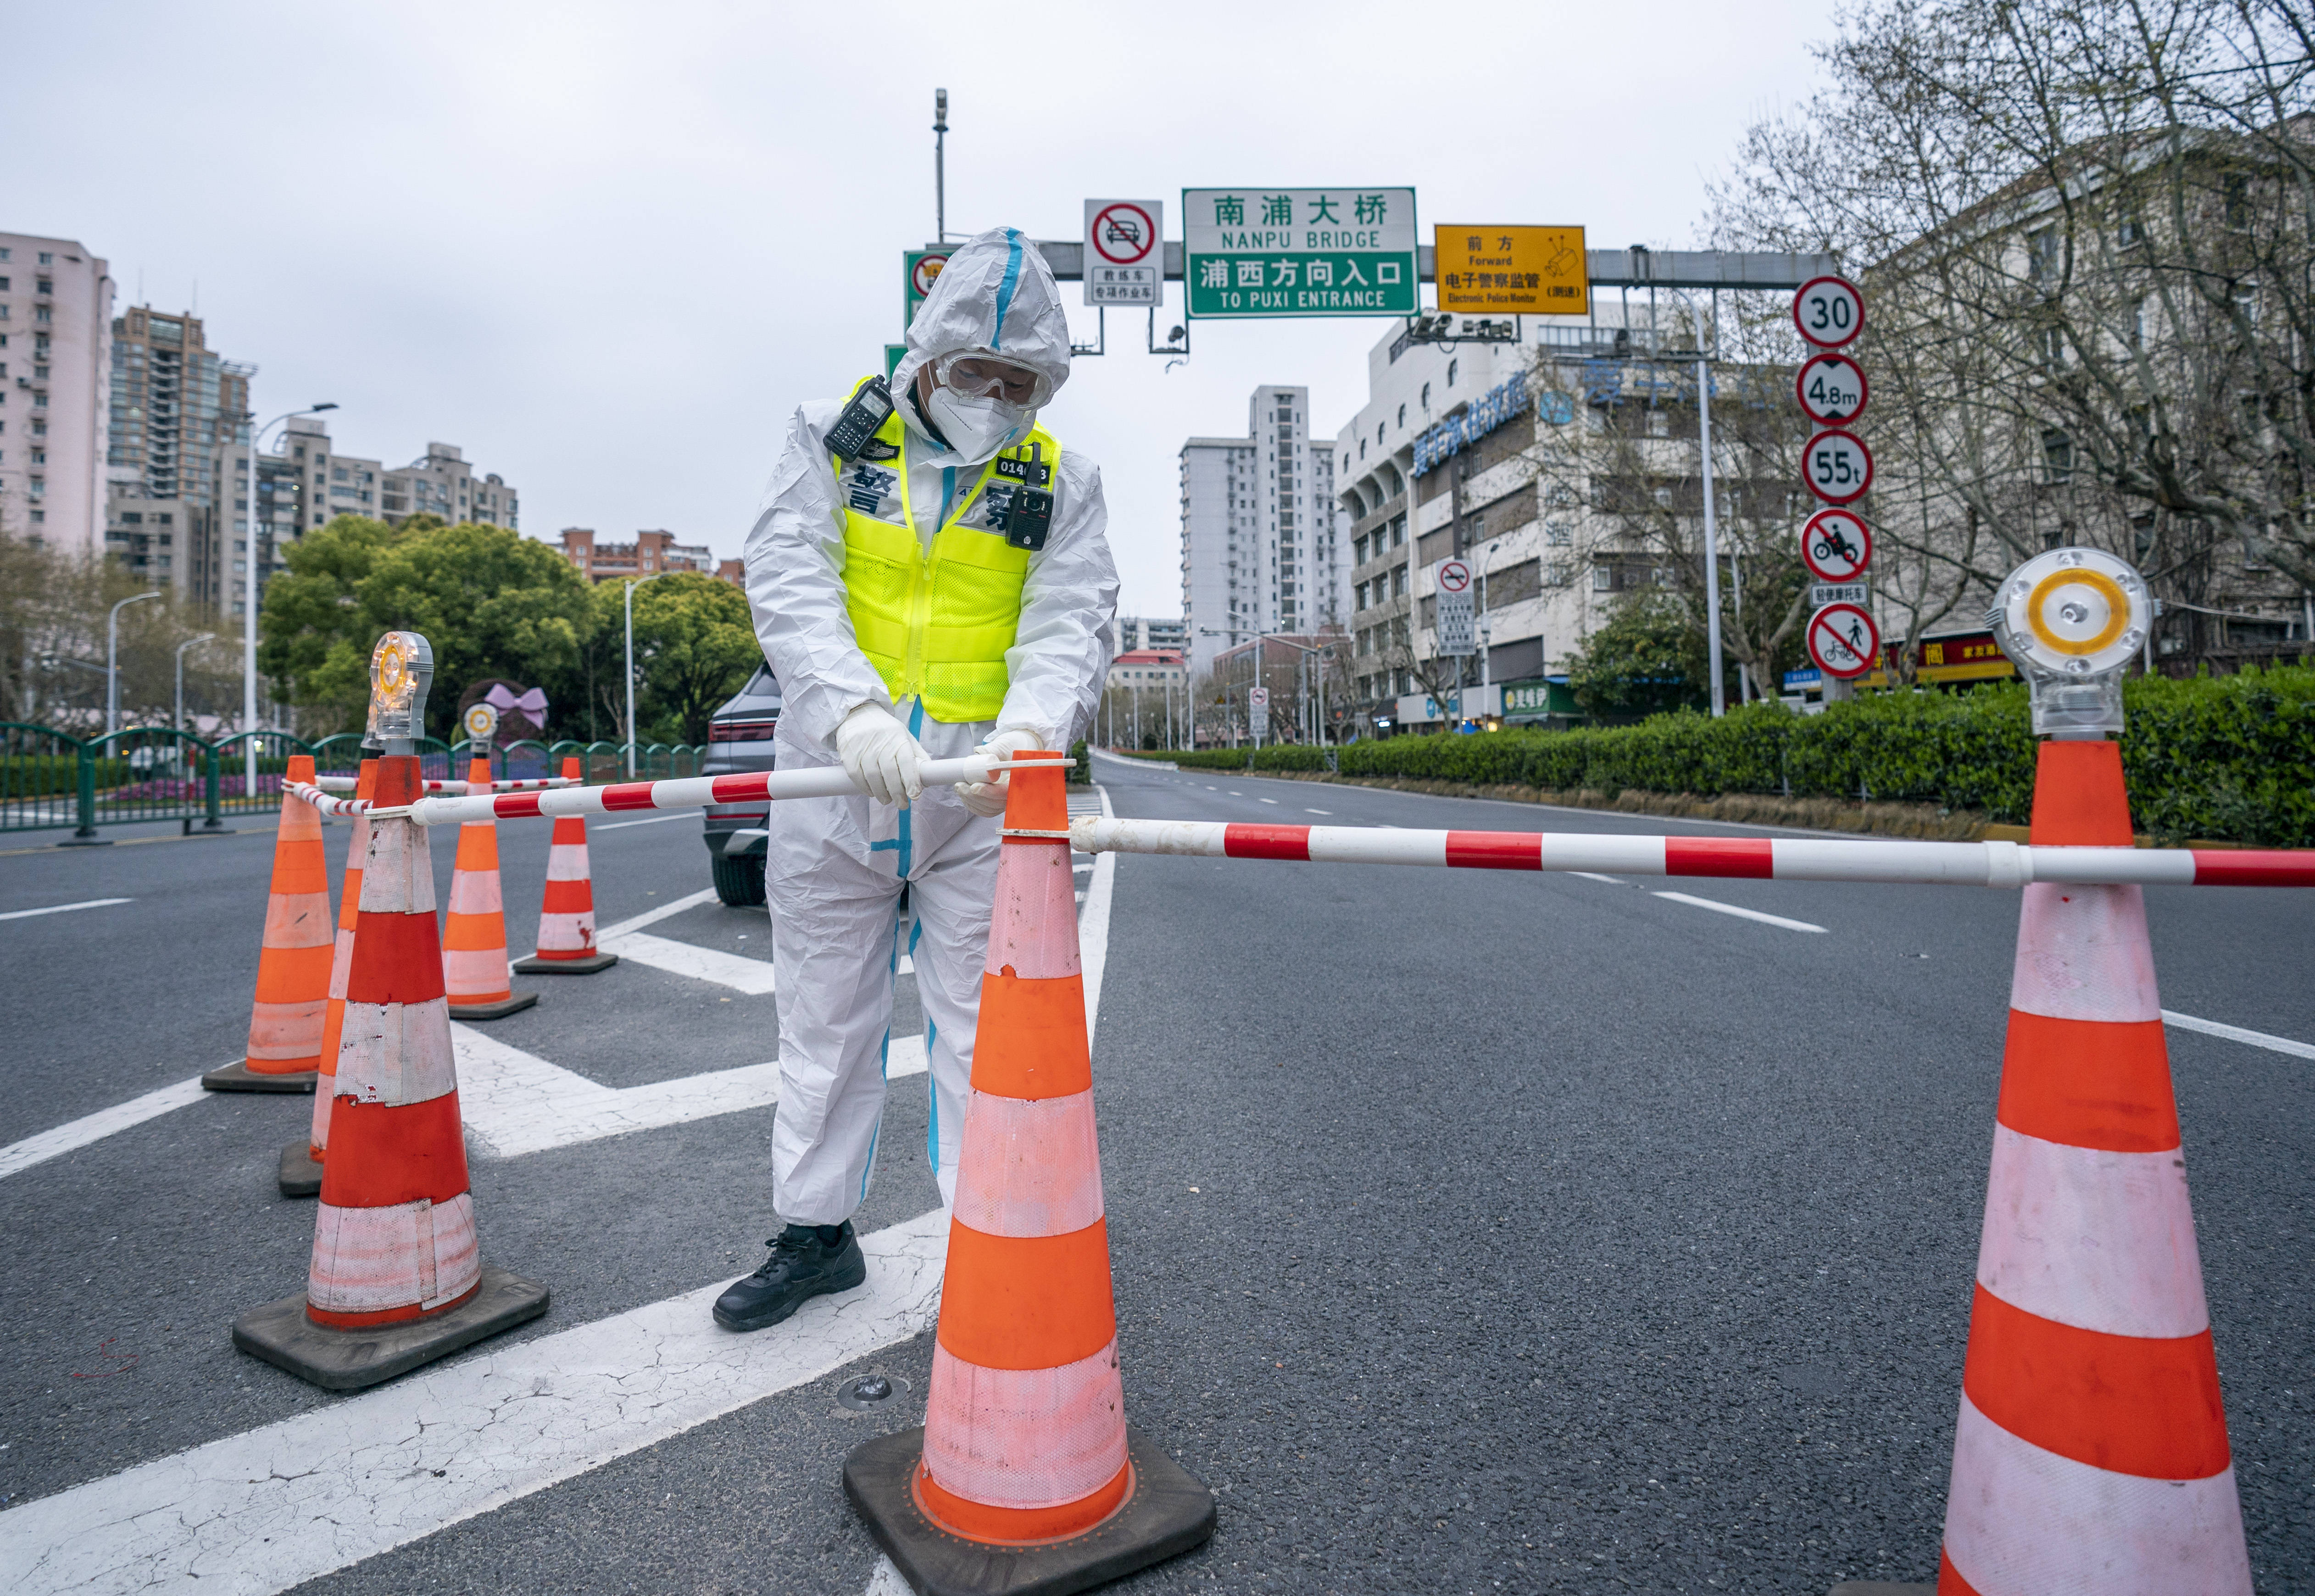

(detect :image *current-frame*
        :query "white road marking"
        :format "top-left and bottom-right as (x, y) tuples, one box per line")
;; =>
(600, 930), (777, 995)
(593, 812), (698, 830)
(1305, 809), (1331, 815)
(1572, 872), (1624, 884)
(0, 1209), (951, 1596)
(0, 1075), (208, 1182)
(1259, 797), (1279, 805)
(865, 1555), (914, 1594)
(1651, 891), (1828, 934)
(0, 896), (134, 923)
(455, 1023), (925, 1160)
(597, 887), (722, 940)
(2163, 1010), (2315, 1060)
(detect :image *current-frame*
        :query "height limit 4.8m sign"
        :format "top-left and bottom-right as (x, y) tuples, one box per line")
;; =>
(1184, 187), (1418, 319)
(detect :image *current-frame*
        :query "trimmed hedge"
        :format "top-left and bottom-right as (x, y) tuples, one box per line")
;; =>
(1119, 668), (2315, 844)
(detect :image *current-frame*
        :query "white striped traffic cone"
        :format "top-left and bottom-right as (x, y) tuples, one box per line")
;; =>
(282, 757), (378, 1197)
(232, 752), (548, 1390)
(842, 751), (1215, 1591)
(512, 756), (617, 975)
(1937, 738), (2251, 1594)
(441, 755), (538, 1019)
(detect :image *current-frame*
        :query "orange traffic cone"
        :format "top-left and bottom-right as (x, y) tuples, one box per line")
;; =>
(512, 756), (617, 976)
(442, 755), (537, 1020)
(843, 750), (1214, 1594)
(281, 757), (377, 1198)
(1937, 739), (2252, 1594)
(205, 753), (333, 1093)
(232, 751), (548, 1390)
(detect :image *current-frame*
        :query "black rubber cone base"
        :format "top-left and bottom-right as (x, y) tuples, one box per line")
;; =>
(844, 1426), (1215, 1596)
(512, 951), (618, 975)
(447, 991), (539, 1021)
(232, 1264), (549, 1391)
(278, 1140), (323, 1198)
(201, 1060), (317, 1093)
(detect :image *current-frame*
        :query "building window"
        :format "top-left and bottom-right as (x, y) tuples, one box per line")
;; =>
(2042, 429), (2074, 484)
(1396, 404), (1405, 429)
(1447, 359), (1458, 388)
(1592, 564), (1613, 592)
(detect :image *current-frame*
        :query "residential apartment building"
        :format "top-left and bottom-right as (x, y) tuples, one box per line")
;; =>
(103, 307), (251, 599)
(559, 526), (741, 585)
(0, 232), (113, 555)
(1178, 384), (1347, 678)
(380, 442), (518, 530)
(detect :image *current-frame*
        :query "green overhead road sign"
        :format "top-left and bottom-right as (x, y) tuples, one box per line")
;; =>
(1182, 187), (1417, 319)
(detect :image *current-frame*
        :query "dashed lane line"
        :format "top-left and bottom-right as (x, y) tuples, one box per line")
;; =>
(2163, 1010), (2315, 1060)
(593, 812), (699, 830)
(1571, 872), (1623, 884)
(0, 1209), (951, 1596)
(596, 886), (722, 939)
(0, 1075), (208, 1182)
(0, 896), (134, 923)
(1650, 891), (1829, 934)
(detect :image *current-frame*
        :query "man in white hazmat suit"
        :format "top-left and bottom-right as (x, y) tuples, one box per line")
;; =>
(716, 228), (1119, 1331)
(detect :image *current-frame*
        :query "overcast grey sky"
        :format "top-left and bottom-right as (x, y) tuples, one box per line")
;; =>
(9, 0), (1836, 616)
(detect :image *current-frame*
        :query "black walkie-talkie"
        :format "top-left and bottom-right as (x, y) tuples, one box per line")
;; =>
(826, 377), (895, 459)
(996, 443), (1054, 551)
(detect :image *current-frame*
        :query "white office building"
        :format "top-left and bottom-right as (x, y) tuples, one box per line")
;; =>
(1178, 384), (1347, 678)
(1332, 308), (1643, 724)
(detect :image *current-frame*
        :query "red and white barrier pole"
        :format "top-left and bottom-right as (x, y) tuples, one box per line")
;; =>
(1065, 817), (2315, 890)
(287, 755), (1054, 827)
(313, 775), (574, 795)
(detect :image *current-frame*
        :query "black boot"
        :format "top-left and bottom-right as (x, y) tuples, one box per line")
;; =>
(713, 1221), (868, 1331)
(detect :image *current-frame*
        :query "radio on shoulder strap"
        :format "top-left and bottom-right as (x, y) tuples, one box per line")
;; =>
(826, 377), (895, 460)
(1000, 443), (1054, 552)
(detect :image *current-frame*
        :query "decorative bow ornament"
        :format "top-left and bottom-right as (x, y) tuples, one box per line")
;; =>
(484, 684), (550, 718)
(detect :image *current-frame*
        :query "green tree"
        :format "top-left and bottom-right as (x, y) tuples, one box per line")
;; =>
(1564, 589), (1709, 720)
(261, 516), (596, 740)
(615, 573), (762, 744)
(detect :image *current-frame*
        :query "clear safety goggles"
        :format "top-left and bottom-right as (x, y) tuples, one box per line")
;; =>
(931, 350), (1051, 409)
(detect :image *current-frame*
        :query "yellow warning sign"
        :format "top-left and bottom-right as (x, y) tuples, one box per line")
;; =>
(1435, 225), (1588, 315)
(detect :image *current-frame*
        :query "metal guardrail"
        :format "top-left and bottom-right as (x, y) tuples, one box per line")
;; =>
(0, 724), (703, 839)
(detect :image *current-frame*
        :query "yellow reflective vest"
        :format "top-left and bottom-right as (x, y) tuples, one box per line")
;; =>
(833, 375), (1057, 724)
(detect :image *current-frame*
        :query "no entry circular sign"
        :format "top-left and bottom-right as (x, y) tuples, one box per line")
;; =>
(1808, 601), (1881, 679)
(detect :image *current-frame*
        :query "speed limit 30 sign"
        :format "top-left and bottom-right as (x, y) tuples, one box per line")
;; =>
(1793, 275), (1864, 349)
(1803, 428), (1874, 506)
(1807, 601), (1881, 680)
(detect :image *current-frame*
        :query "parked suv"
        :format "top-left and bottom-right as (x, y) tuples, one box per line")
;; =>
(702, 664), (782, 905)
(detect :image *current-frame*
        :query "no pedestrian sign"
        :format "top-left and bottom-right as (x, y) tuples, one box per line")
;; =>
(1084, 199), (1162, 308)
(1435, 224), (1588, 315)
(1807, 601), (1881, 680)
(1183, 187), (1418, 319)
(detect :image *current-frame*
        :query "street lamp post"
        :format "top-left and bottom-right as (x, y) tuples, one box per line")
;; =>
(175, 632), (215, 734)
(107, 589), (162, 736)
(241, 403), (339, 794)
(625, 570), (673, 778)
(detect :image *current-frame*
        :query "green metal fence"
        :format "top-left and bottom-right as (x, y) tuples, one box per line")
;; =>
(0, 724), (706, 838)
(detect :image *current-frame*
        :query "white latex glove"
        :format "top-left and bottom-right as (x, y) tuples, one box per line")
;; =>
(834, 703), (925, 807)
(954, 728), (1043, 818)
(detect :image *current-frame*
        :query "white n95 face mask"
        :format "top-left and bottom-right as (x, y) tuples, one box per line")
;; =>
(923, 385), (1034, 466)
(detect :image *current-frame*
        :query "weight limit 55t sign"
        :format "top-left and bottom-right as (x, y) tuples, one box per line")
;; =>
(1184, 187), (1418, 319)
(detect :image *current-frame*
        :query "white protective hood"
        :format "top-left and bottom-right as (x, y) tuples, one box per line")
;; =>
(890, 227), (1072, 434)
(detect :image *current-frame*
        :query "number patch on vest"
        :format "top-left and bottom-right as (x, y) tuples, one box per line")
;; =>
(993, 455), (1052, 487)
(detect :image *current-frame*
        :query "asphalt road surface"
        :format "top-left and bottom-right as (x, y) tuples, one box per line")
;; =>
(2, 752), (2309, 1594)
